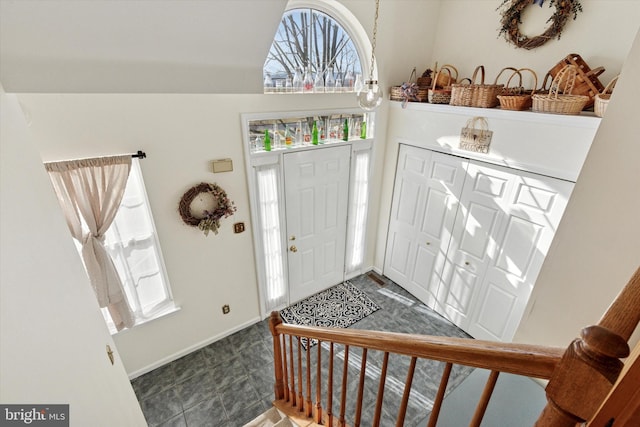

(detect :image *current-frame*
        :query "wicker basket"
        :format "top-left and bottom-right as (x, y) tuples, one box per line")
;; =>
(594, 75), (618, 118)
(450, 66), (504, 108)
(497, 68), (538, 111)
(391, 68), (421, 105)
(390, 86), (403, 101)
(433, 63), (458, 88)
(417, 76), (432, 88)
(532, 65), (589, 115)
(428, 67), (454, 104)
(548, 53), (605, 108)
(416, 87), (429, 102)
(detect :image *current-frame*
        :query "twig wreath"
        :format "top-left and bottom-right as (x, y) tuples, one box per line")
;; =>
(498, 0), (583, 50)
(179, 182), (236, 236)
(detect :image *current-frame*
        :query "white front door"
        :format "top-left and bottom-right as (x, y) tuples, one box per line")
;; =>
(439, 161), (573, 341)
(284, 145), (351, 303)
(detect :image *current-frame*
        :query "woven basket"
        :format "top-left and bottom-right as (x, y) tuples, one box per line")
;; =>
(450, 66), (504, 108)
(391, 68), (422, 105)
(433, 63), (458, 88)
(594, 75), (618, 118)
(417, 76), (432, 88)
(497, 68), (538, 111)
(417, 87), (429, 102)
(532, 65), (589, 115)
(548, 54), (605, 108)
(428, 67), (454, 104)
(499, 68), (523, 96)
(390, 86), (403, 101)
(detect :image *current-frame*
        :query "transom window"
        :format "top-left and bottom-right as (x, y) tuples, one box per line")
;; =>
(264, 7), (363, 93)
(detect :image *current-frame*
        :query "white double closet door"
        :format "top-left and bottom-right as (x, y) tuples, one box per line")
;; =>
(284, 145), (351, 303)
(385, 145), (572, 341)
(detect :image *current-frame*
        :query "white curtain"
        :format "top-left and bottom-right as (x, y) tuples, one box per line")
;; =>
(45, 155), (134, 331)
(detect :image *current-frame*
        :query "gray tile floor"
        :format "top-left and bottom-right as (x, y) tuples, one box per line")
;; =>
(131, 272), (473, 427)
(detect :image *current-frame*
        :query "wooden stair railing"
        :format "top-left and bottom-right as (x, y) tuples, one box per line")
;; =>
(268, 266), (640, 427)
(269, 313), (565, 427)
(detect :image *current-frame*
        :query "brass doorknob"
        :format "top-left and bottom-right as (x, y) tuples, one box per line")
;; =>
(290, 245), (298, 253)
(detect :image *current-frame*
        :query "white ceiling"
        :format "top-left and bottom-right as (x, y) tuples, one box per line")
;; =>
(0, 0), (288, 93)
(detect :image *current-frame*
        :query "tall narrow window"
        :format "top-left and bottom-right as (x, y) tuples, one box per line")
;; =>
(346, 148), (371, 275)
(264, 6), (363, 93)
(102, 159), (176, 331)
(255, 164), (287, 311)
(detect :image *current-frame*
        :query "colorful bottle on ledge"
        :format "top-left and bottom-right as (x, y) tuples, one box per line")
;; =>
(360, 121), (367, 139)
(264, 129), (271, 151)
(285, 126), (293, 146)
(312, 121), (319, 145)
(342, 118), (349, 141)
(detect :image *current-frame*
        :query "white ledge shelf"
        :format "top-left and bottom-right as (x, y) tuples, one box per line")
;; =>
(387, 100), (602, 182)
(390, 100), (601, 129)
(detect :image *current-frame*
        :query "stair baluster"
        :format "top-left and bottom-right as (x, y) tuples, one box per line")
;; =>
(396, 357), (418, 427)
(327, 342), (334, 427)
(315, 341), (323, 424)
(289, 335), (298, 407)
(426, 362), (453, 427)
(297, 337), (303, 413)
(305, 337), (312, 418)
(339, 345), (350, 427)
(470, 370), (500, 427)
(354, 348), (368, 427)
(373, 352), (390, 427)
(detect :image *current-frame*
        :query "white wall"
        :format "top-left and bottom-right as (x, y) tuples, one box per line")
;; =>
(514, 28), (640, 348)
(17, 93), (360, 376)
(0, 86), (146, 425)
(431, 0), (640, 87)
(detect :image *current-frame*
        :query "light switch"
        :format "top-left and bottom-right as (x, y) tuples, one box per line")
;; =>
(211, 158), (233, 173)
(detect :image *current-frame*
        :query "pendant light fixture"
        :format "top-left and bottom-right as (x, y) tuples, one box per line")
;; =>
(357, 0), (383, 111)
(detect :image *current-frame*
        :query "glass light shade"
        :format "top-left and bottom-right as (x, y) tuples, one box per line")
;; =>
(357, 80), (383, 111)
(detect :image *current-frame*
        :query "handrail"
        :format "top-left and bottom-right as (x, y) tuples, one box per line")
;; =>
(274, 320), (564, 379)
(268, 267), (640, 427)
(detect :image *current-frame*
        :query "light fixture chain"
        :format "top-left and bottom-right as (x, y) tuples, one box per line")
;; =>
(368, 0), (380, 80)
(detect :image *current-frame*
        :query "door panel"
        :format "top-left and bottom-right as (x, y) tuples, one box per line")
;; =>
(284, 146), (350, 303)
(438, 161), (573, 341)
(384, 145), (468, 309)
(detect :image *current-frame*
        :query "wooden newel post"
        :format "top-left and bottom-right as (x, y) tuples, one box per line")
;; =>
(535, 325), (630, 427)
(269, 311), (285, 401)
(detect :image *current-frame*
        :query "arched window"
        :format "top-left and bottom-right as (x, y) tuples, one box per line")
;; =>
(264, 1), (367, 93)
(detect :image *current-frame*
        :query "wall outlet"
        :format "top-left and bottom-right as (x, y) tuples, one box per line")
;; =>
(222, 304), (230, 315)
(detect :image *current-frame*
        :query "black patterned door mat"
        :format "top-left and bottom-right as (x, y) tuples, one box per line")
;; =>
(279, 281), (380, 348)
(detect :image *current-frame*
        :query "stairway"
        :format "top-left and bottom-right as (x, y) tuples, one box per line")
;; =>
(243, 407), (296, 427)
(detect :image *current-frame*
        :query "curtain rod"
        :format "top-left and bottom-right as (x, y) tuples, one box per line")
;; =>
(45, 150), (147, 165)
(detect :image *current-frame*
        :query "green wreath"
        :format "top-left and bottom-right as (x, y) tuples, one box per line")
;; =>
(179, 182), (236, 236)
(498, 0), (583, 50)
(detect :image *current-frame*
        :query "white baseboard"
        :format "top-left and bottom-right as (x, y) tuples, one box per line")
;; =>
(127, 315), (262, 379)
